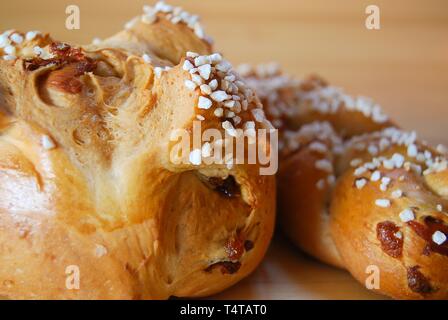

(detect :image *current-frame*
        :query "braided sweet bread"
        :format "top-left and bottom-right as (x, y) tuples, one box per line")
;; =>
(241, 64), (448, 299)
(0, 2), (275, 299)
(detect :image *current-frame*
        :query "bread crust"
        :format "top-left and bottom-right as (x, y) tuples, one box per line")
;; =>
(278, 127), (344, 268)
(0, 6), (276, 300)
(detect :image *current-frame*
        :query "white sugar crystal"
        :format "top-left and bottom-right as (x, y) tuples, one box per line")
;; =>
(375, 199), (391, 208)
(407, 144), (418, 157)
(251, 109), (266, 122)
(399, 209), (414, 222)
(194, 23), (205, 39)
(394, 231), (403, 239)
(198, 64), (212, 80)
(191, 74), (204, 86)
(95, 244), (108, 257)
(200, 84), (212, 95)
(392, 153), (405, 168)
(209, 79), (218, 90)
(0, 34), (10, 47)
(141, 12), (157, 24)
(142, 54), (152, 63)
(391, 189), (403, 199)
(3, 55), (16, 61)
(154, 67), (163, 78)
(224, 100), (236, 108)
(209, 53), (222, 63)
(244, 121), (255, 130)
(184, 80), (197, 91)
(432, 231), (447, 245)
(33, 46), (43, 55)
(186, 51), (199, 58)
(222, 120), (238, 137)
(4, 45), (16, 55)
(356, 178), (367, 189)
(41, 135), (56, 150)
(309, 142), (328, 153)
(210, 90), (229, 102)
(368, 145), (378, 155)
(381, 176), (391, 186)
(214, 107), (224, 117)
(315, 159), (333, 173)
(383, 159), (395, 170)
(194, 55), (211, 66)
(198, 96), (212, 109)
(10, 33), (23, 44)
(183, 60), (194, 71)
(125, 17), (139, 30)
(26, 31), (39, 41)
(354, 166), (367, 176)
(215, 61), (232, 72)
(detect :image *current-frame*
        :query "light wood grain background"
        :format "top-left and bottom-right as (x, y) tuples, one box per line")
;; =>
(1, 0), (447, 144)
(0, 0), (447, 299)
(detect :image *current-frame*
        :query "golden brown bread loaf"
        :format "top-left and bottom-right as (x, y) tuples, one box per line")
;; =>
(241, 64), (448, 299)
(0, 2), (276, 299)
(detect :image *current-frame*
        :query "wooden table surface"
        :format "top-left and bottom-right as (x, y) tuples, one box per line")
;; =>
(0, 0), (447, 299)
(212, 235), (386, 300)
